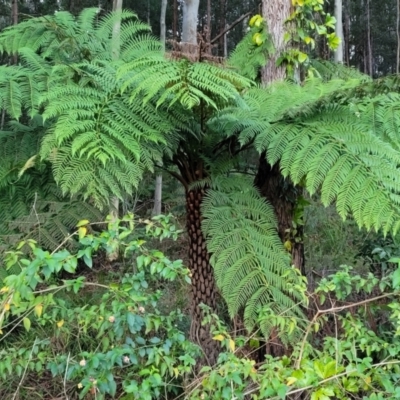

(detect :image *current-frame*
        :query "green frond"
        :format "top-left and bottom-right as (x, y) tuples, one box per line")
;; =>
(118, 53), (251, 109)
(264, 105), (400, 234)
(227, 27), (274, 80)
(38, 61), (173, 206)
(216, 78), (400, 235)
(310, 59), (370, 82)
(0, 117), (105, 275)
(202, 177), (304, 337)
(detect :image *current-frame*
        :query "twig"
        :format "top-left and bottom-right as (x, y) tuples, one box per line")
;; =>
(12, 338), (37, 400)
(295, 291), (396, 369)
(211, 12), (252, 45)
(63, 352), (70, 400)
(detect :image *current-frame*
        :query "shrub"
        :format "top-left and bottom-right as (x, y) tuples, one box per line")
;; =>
(0, 214), (199, 399)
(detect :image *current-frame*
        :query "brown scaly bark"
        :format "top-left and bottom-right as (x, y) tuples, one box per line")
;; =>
(186, 188), (220, 366)
(254, 157), (305, 276)
(173, 152), (220, 365)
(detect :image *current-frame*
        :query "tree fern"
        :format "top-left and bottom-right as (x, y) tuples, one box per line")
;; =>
(0, 9), (180, 208)
(216, 79), (400, 235)
(118, 49), (251, 110)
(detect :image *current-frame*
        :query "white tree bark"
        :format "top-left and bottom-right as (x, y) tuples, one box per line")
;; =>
(160, 0), (167, 50)
(109, 0), (123, 261)
(397, 0), (400, 73)
(152, 174), (163, 216)
(182, 0), (200, 44)
(112, 0), (123, 59)
(152, 0), (168, 217)
(334, 0), (344, 63)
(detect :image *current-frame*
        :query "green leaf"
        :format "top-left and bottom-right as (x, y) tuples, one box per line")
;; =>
(393, 267), (400, 289)
(298, 51), (308, 63)
(76, 219), (90, 227)
(23, 317), (31, 332)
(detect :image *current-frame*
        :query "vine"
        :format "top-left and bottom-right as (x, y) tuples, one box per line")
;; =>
(281, 0), (340, 73)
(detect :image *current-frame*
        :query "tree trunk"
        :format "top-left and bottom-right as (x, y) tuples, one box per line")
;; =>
(397, 0), (400, 74)
(112, 0), (123, 59)
(261, 0), (291, 83)
(160, 0), (167, 50)
(366, 0), (373, 76)
(254, 158), (305, 275)
(206, 0), (211, 46)
(151, 0), (167, 217)
(11, 0), (18, 64)
(108, 0), (123, 262)
(152, 174), (163, 216)
(182, 0), (200, 44)
(343, 0), (350, 65)
(173, 0), (178, 41)
(219, 0), (226, 55)
(179, 0), (220, 368)
(186, 188), (220, 366)
(334, 0), (344, 63)
(260, 0), (305, 272)
(12, 0), (18, 26)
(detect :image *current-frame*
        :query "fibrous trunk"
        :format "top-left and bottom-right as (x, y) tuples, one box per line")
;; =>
(186, 188), (220, 366)
(254, 158), (305, 274)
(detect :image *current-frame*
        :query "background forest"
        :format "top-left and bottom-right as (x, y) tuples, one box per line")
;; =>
(2, 0), (400, 399)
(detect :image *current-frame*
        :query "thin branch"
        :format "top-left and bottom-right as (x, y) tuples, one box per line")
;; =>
(241, 360), (400, 399)
(295, 291), (397, 369)
(211, 12), (252, 45)
(12, 338), (37, 400)
(63, 352), (71, 400)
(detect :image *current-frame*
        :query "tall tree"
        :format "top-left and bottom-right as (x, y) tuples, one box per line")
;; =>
(108, 0), (124, 261)
(334, 0), (344, 63)
(261, 1), (290, 83)
(152, 0), (167, 217)
(182, 0), (200, 45)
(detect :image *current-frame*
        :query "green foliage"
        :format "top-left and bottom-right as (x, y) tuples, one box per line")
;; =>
(185, 265), (400, 400)
(0, 214), (198, 399)
(309, 59), (370, 81)
(5, 8), (400, 372)
(0, 116), (103, 269)
(215, 78), (400, 235)
(0, 9), (172, 207)
(202, 177), (306, 340)
(227, 15), (274, 80)
(283, 0), (340, 70)
(118, 51), (251, 110)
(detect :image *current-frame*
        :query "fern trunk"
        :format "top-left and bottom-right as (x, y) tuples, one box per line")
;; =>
(255, 157), (305, 274)
(186, 187), (220, 366)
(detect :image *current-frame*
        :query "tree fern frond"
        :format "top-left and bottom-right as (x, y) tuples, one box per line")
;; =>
(119, 54), (251, 109)
(202, 177), (304, 336)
